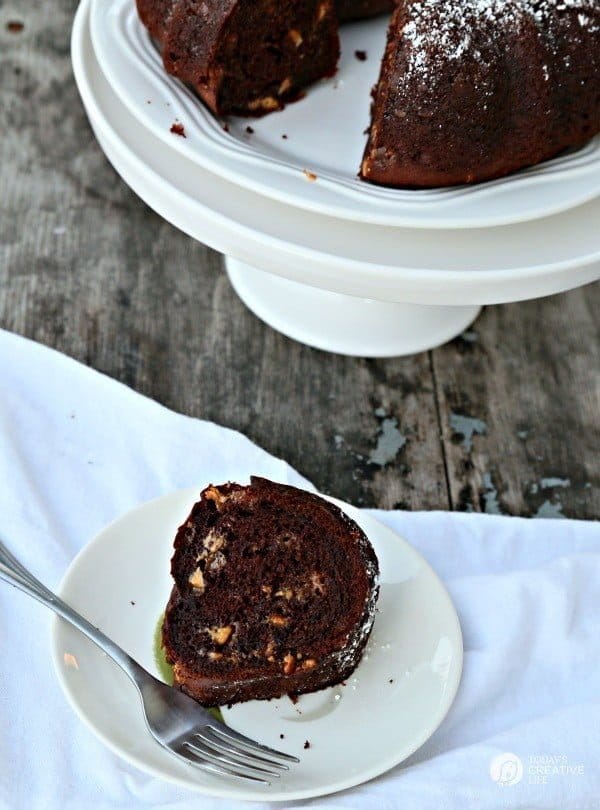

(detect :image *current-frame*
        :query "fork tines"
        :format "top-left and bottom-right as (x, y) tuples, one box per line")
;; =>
(175, 722), (299, 784)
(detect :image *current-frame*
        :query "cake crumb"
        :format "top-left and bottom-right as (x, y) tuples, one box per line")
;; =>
(303, 740), (311, 750)
(279, 733), (285, 739)
(245, 125), (254, 134)
(170, 122), (186, 138)
(303, 169), (318, 182)
(282, 134), (288, 139)
(355, 49), (367, 61)
(222, 123), (230, 133)
(389, 678), (394, 683)
(6, 20), (24, 33)
(63, 653), (79, 670)
(130, 600), (136, 606)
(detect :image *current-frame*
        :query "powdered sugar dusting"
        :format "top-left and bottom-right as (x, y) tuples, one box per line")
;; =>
(401, 0), (600, 88)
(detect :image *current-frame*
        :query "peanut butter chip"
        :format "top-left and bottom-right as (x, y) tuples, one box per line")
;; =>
(188, 567), (205, 592)
(248, 96), (279, 112)
(204, 486), (226, 507)
(283, 653), (296, 675)
(209, 625), (233, 645)
(288, 29), (303, 47)
(278, 77), (292, 96)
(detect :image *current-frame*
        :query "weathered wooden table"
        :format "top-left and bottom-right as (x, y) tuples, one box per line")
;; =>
(1, 2), (599, 519)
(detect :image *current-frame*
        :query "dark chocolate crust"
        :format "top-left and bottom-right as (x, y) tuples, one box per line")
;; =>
(361, 0), (600, 187)
(162, 478), (379, 706)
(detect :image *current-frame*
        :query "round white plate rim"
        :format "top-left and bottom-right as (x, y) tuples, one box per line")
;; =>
(89, 0), (600, 230)
(50, 485), (463, 801)
(73, 2), (600, 306)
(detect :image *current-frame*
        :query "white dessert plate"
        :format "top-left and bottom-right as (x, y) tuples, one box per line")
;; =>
(90, 0), (600, 229)
(51, 485), (463, 801)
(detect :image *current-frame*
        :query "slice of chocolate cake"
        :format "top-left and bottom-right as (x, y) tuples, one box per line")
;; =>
(162, 477), (379, 706)
(137, 0), (340, 116)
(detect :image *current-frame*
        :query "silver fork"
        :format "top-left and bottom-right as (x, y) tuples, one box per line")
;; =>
(0, 539), (298, 785)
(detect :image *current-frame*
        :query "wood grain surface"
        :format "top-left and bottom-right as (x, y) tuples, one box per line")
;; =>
(1, 1), (598, 518)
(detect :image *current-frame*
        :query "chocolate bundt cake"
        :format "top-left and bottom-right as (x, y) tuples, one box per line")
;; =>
(136, 0), (340, 115)
(162, 478), (379, 706)
(136, 0), (600, 187)
(361, 0), (600, 187)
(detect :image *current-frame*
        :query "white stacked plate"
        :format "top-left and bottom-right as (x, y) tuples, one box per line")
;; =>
(75, 0), (600, 355)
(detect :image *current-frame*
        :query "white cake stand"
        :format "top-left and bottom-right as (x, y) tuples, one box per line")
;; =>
(72, 0), (600, 356)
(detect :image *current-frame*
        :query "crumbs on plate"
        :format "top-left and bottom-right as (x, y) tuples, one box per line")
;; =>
(170, 122), (186, 137)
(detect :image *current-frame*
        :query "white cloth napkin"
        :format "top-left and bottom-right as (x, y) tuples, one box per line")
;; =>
(0, 328), (598, 810)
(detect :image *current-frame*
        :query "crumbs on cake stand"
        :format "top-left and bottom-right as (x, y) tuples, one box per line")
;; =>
(170, 122), (186, 138)
(355, 50), (367, 61)
(304, 740), (311, 750)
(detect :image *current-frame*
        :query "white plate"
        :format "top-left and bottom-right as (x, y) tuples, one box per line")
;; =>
(51, 486), (463, 801)
(90, 0), (600, 229)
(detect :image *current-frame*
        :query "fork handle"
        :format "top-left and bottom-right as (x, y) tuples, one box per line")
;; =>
(0, 539), (148, 685)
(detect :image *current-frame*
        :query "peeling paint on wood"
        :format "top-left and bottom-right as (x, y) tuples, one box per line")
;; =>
(539, 477), (571, 490)
(449, 413), (488, 452)
(534, 500), (566, 519)
(368, 417), (407, 467)
(482, 473), (502, 515)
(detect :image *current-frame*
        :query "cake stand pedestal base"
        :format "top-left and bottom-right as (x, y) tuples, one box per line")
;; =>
(226, 257), (482, 357)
